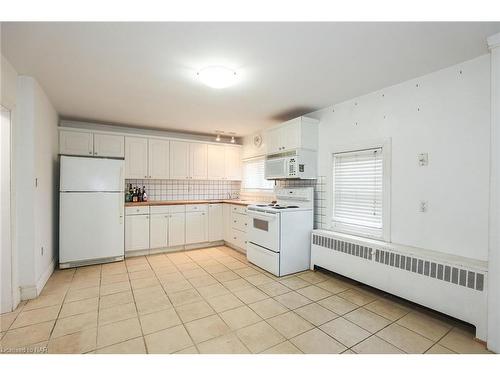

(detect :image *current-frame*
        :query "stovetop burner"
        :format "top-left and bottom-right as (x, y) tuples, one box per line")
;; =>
(256, 204), (300, 209)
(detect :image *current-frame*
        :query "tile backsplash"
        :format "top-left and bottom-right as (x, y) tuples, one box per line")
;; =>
(125, 179), (241, 201)
(240, 176), (327, 230)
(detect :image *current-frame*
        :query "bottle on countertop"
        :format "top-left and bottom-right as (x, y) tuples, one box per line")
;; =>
(142, 186), (148, 202)
(132, 186), (138, 202)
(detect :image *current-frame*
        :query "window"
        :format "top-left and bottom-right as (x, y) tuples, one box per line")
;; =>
(242, 157), (274, 191)
(332, 147), (387, 239)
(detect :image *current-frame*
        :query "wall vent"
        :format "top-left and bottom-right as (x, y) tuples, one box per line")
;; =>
(312, 233), (484, 291)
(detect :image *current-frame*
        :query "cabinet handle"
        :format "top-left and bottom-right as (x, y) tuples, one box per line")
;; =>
(88, 151), (92, 155)
(95, 152), (98, 156)
(144, 175), (148, 178)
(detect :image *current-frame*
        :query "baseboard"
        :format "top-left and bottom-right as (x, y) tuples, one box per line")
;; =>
(36, 259), (55, 295)
(125, 241), (225, 258)
(20, 285), (38, 300)
(224, 241), (246, 254)
(20, 259), (55, 301)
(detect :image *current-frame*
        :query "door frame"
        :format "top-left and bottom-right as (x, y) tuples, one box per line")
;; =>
(0, 105), (13, 313)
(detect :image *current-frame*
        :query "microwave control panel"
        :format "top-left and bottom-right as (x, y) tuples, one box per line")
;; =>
(288, 158), (297, 176)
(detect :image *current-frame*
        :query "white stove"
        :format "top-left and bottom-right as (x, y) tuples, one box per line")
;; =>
(246, 187), (314, 276)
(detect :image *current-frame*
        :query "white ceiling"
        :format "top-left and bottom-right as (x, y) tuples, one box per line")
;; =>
(2, 22), (500, 136)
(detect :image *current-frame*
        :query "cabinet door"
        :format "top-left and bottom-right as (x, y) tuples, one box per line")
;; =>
(149, 139), (170, 179)
(149, 214), (168, 249)
(168, 213), (186, 247)
(282, 119), (300, 151)
(185, 211), (208, 244)
(125, 137), (148, 179)
(125, 215), (150, 252)
(94, 133), (125, 158)
(189, 143), (208, 179)
(224, 146), (242, 180)
(223, 204), (232, 242)
(208, 204), (223, 242)
(207, 144), (226, 180)
(265, 127), (282, 154)
(169, 141), (190, 179)
(59, 130), (93, 156)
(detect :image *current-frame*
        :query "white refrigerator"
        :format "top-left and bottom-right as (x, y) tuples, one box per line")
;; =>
(59, 156), (125, 268)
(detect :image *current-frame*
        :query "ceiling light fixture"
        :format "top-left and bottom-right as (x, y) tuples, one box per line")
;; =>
(197, 66), (238, 89)
(228, 132), (236, 144)
(215, 130), (223, 142)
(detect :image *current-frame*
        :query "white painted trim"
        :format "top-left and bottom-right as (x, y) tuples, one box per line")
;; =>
(36, 259), (55, 296)
(487, 32), (500, 49)
(59, 122), (242, 147)
(20, 259), (55, 300)
(487, 33), (500, 353)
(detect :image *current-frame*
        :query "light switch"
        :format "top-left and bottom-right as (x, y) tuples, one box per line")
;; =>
(418, 153), (429, 166)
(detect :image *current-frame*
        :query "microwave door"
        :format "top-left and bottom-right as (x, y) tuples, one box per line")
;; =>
(265, 158), (287, 179)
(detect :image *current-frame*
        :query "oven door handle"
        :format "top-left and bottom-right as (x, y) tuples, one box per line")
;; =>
(248, 211), (278, 220)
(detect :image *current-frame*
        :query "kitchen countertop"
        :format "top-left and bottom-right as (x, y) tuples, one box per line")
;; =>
(124, 199), (257, 207)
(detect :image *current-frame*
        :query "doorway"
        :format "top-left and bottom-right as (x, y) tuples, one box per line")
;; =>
(1, 105), (13, 313)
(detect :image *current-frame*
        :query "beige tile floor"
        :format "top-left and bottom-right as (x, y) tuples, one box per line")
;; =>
(0, 246), (492, 354)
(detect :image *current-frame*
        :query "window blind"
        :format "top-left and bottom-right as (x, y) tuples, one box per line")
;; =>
(242, 157), (274, 190)
(332, 148), (383, 238)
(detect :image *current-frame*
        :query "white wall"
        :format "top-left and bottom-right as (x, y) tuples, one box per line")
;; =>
(315, 54), (491, 262)
(487, 32), (500, 353)
(1, 55), (19, 311)
(15, 76), (58, 298)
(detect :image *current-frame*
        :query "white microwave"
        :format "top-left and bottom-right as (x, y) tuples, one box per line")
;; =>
(265, 149), (317, 180)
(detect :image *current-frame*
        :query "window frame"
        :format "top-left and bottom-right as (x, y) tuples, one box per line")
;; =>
(241, 156), (275, 193)
(330, 139), (391, 242)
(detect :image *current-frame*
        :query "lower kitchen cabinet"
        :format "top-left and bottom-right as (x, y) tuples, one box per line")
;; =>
(185, 206), (209, 244)
(208, 204), (223, 242)
(150, 206), (186, 249)
(125, 203), (247, 255)
(125, 213), (150, 252)
(149, 213), (168, 249)
(169, 212), (186, 246)
(223, 204), (248, 251)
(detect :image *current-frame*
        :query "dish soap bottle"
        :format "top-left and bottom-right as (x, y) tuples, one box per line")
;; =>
(142, 186), (148, 202)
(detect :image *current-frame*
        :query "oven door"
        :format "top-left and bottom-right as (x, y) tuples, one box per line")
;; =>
(247, 210), (280, 252)
(265, 157), (288, 179)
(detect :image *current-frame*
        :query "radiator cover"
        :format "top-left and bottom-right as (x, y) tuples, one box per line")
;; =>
(311, 230), (488, 340)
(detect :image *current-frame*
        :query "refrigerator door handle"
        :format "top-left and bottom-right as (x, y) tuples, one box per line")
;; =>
(119, 193), (124, 224)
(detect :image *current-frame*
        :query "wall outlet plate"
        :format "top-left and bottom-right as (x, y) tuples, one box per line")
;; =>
(420, 201), (428, 212)
(418, 153), (429, 166)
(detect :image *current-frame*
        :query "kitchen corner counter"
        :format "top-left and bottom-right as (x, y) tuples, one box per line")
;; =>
(124, 199), (256, 207)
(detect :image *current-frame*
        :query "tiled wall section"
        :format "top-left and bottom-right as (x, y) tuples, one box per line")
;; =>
(125, 179), (241, 201)
(276, 176), (327, 230)
(240, 176), (327, 230)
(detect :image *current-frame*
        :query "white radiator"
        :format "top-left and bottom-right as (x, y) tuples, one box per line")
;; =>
(310, 230), (488, 340)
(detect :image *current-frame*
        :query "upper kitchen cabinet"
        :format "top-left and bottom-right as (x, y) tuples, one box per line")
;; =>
(60, 129), (125, 158)
(224, 146), (242, 180)
(94, 133), (125, 158)
(125, 137), (148, 179)
(170, 141), (190, 179)
(189, 143), (208, 180)
(125, 137), (170, 179)
(148, 139), (170, 179)
(265, 116), (319, 154)
(207, 144), (226, 180)
(59, 130), (94, 156)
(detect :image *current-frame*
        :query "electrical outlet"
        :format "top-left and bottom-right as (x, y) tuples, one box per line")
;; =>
(420, 201), (428, 213)
(418, 153), (429, 166)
